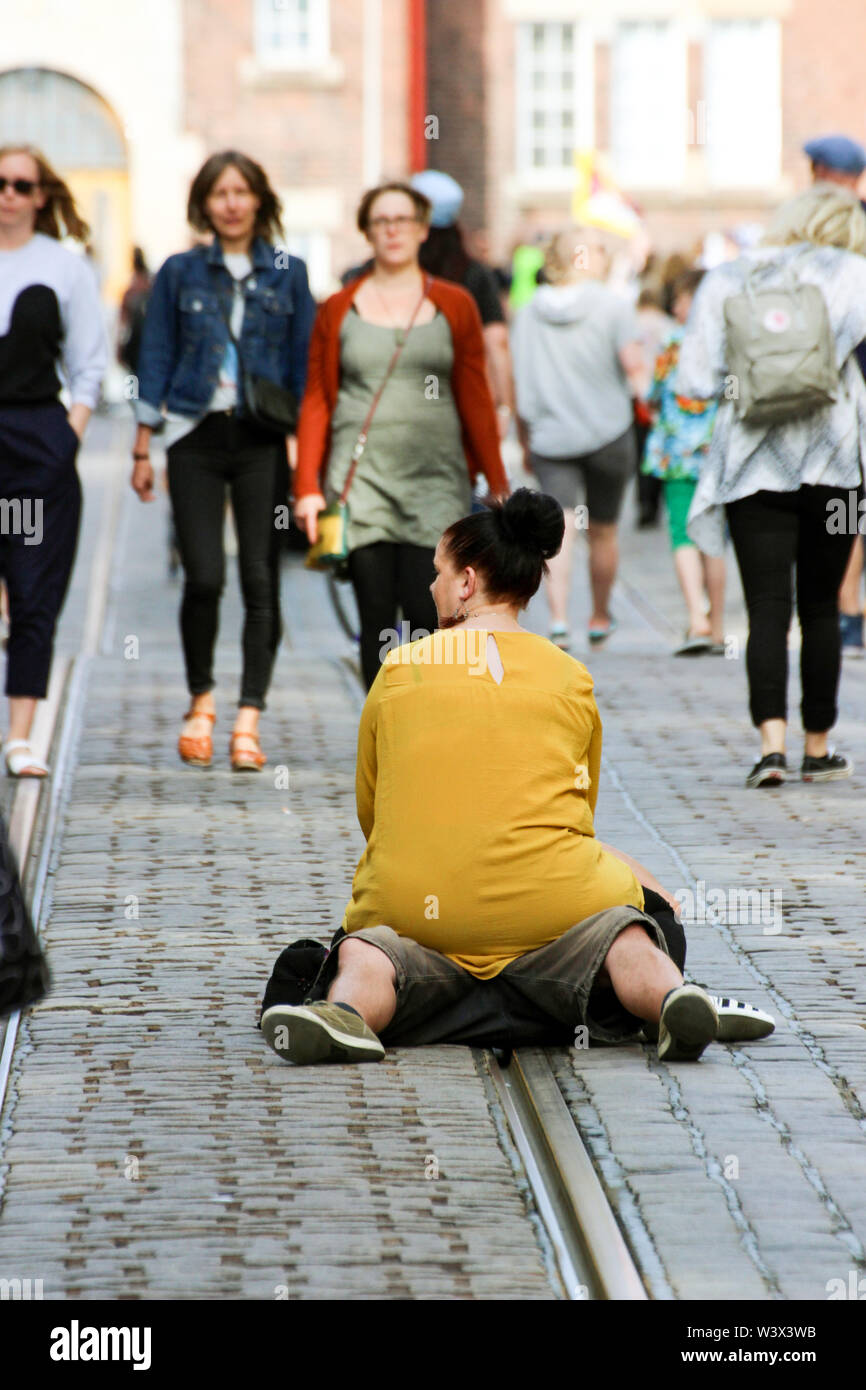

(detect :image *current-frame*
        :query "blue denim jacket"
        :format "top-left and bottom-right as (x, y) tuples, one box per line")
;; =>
(134, 237), (316, 427)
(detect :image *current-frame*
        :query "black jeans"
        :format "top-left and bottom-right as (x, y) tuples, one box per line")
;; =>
(347, 540), (439, 690)
(167, 412), (286, 711)
(0, 403), (82, 698)
(726, 485), (859, 730)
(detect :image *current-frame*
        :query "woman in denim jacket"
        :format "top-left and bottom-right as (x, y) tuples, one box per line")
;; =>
(131, 150), (315, 770)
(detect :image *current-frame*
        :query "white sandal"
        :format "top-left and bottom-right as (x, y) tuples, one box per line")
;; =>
(4, 739), (50, 778)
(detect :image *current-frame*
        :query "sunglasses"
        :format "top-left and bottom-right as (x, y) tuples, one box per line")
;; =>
(0, 178), (39, 195)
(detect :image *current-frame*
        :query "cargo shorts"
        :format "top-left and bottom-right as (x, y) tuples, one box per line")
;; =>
(308, 898), (676, 1049)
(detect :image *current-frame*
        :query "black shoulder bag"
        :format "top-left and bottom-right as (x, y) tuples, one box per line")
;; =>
(221, 278), (299, 436)
(0, 813), (50, 1020)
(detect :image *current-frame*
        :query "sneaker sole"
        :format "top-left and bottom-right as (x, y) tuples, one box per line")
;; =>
(746, 769), (787, 789)
(713, 1000), (775, 1042)
(261, 1005), (385, 1064)
(658, 987), (718, 1062)
(801, 766), (853, 783)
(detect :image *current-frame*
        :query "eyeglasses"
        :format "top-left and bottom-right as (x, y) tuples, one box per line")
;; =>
(368, 215), (419, 232)
(0, 178), (39, 196)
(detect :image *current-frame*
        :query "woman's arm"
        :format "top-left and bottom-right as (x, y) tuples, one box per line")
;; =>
(62, 257), (107, 429)
(355, 665), (385, 840)
(449, 293), (509, 499)
(294, 303), (334, 534)
(596, 839), (681, 914)
(133, 258), (179, 428)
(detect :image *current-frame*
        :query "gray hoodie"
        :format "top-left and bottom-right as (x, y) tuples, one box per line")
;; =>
(511, 281), (637, 458)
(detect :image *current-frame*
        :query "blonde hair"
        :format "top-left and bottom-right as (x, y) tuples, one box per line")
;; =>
(543, 224), (610, 285)
(763, 183), (866, 255)
(0, 144), (90, 242)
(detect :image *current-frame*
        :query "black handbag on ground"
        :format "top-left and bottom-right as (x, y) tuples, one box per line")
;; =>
(0, 813), (50, 1020)
(220, 283), (299, 436)
(258, 938), (328, 1027)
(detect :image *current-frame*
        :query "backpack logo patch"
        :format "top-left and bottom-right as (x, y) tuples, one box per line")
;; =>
(763, 307), (791, 333)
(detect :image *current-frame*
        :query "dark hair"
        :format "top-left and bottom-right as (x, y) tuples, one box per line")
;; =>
(187, 150), (283, 243)
(0, 144), (89, 242)
(132, 246), (148, 275)
(418, 224), (470, 283)
(442, 490), (565, 607)
(356, 181), (432, 233)
(669, 268), (705, 304)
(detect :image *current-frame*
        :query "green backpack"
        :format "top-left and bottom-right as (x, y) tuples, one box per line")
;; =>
(723, 257), (839, 427)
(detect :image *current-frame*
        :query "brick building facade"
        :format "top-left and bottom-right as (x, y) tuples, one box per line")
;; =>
(2, 0), (865, 298)
(427, 0), (866, 262)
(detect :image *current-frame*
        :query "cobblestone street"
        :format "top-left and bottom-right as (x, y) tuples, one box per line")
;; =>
(0, 420), (864, 1300)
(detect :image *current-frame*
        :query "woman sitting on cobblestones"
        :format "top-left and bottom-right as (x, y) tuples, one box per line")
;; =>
(261, 490), (775, 1065)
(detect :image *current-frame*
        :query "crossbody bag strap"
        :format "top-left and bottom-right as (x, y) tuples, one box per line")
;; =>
(337, 275), (432, 506)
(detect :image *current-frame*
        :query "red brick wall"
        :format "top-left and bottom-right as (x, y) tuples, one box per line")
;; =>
(424, 0), (487, 230)
(181, 0), (409, 285)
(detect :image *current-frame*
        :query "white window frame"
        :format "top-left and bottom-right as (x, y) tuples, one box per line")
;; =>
(514, 20), (592, 186)
(253, 0), (330, 70)
(609, 18), (687, 190)
(703, 18), (781, 189)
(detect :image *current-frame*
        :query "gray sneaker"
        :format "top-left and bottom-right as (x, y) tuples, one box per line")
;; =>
(657, 984), (718, 1062)
(261, 1001), (385, 1064)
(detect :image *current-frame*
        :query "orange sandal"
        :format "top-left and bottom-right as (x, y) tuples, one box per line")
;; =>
(178, 708), (216, 767)
(230, 730), (266, 772)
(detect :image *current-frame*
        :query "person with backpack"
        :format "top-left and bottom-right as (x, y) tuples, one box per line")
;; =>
(678, 184), (866, 788)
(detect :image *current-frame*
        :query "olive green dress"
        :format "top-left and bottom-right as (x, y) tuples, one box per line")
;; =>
(324, 308), (472, 551)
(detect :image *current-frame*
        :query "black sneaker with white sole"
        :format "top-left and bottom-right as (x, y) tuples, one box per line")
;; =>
(746, 752), (787, 788)
(657, 984), (718, 1062)
(800, 750), (853, 783)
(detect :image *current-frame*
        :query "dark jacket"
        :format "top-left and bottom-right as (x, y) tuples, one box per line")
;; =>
(134, 237), (316, 426)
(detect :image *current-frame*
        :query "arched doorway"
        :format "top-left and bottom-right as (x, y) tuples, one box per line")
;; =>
(0, 67), (130, 302)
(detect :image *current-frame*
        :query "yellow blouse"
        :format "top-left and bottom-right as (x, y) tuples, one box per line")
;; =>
(342, 629), (643, 979)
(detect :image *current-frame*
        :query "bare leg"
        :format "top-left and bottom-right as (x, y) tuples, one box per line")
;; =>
(838, 536), (863, 615)
(543, 508), (575, 628)
(701, 552), (726, 645)
(672, 544), (710, 635)
(804, 727), (829, 759)
(326, 937), (397, 1034)
(586, 520), (618, 628)
(601, 924), (683, 1022)
(759, 717), (786, 756)
(181, 690), (216, 741)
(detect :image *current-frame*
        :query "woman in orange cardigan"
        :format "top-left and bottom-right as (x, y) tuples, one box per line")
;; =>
(294, 181), (509, 687)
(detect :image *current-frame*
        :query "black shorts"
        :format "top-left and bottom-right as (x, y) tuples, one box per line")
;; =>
(530, 427), (636, 524)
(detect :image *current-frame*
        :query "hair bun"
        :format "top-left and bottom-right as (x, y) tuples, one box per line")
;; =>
(495, 489), (564, 560)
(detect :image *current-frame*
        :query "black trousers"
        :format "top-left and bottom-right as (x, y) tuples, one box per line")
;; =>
(726, 486), (859, 730)
(167, 412), (286, 711)
(347, 540), (439, 690)
(0, 403), (81, 699)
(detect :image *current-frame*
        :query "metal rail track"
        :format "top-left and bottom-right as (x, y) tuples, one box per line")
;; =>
(486, 1047), (647, 1300)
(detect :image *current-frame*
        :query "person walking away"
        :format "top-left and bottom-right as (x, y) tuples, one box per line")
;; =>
(633, 280), (674, 527)
(641, 269), (725, 655)
(294, 181), (508, 690)
(804, 135), (866, 656)
(0, 144), (106, 777)
(131, 150), (315, 770)
(678, 184), (866, 787)
(511, 225), (648, 650)
(117, 246), (152, 380)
